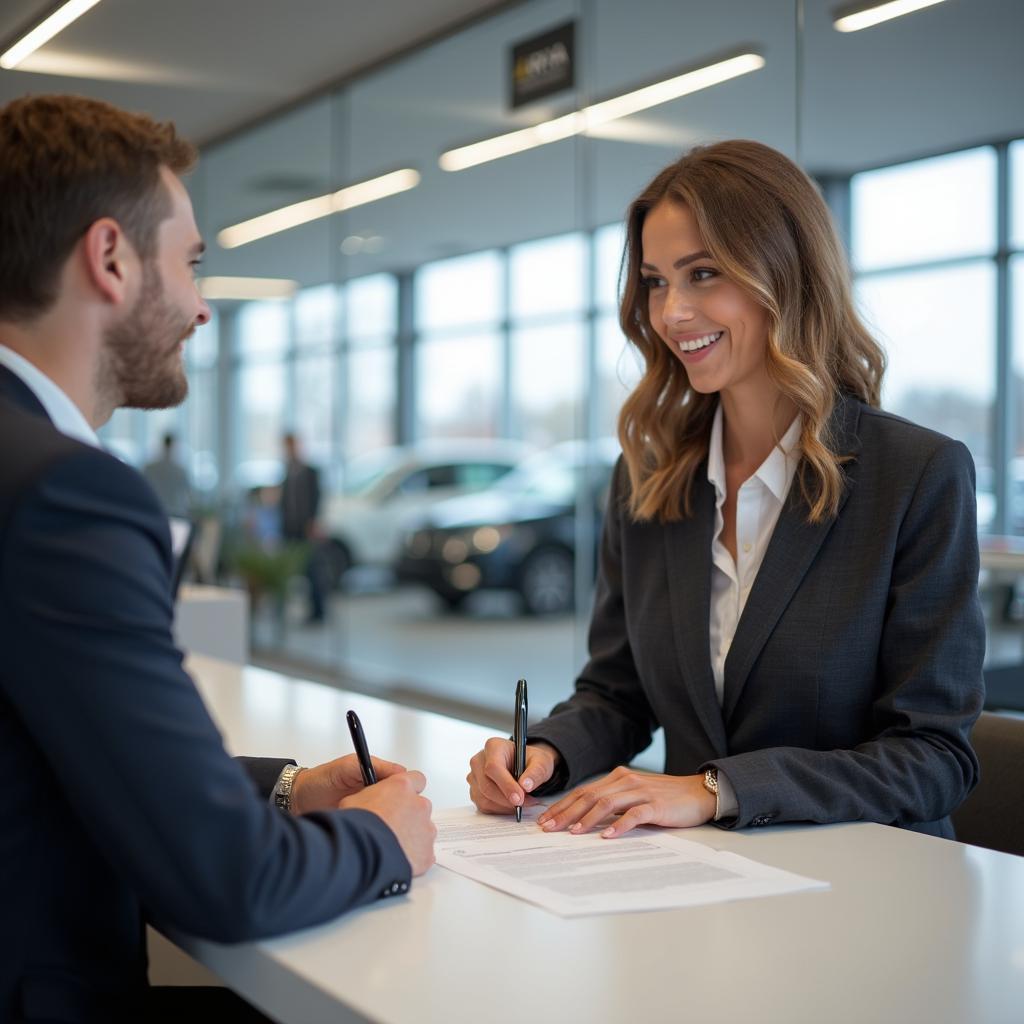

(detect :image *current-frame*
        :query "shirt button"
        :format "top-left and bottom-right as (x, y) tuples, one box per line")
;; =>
(742, 542), (752, 553)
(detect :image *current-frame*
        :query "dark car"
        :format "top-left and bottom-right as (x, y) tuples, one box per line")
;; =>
(396, 439), (619, 615)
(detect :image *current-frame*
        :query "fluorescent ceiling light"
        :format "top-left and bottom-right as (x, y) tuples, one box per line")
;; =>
(217, 168), (420, 249)
(833, 0), (948, 33)
(199, 277), (299, 301)
(1, 0), (102, 70)
(439, 53), (765, 173)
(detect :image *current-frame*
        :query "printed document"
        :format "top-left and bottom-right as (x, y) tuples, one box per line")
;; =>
(434, 806), (828, 917)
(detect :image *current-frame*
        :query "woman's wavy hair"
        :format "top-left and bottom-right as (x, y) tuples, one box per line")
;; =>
(617, 139), (885, 523)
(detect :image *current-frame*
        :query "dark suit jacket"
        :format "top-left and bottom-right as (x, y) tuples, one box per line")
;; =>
(0, 365), (410, 1022)
(281, 459), (321, 541)
(529, 395), (985, 837)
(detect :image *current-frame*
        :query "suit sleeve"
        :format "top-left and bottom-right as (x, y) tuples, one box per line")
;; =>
(706, 439), (985, 830)
(1, 448), (410, 942)
(528, 459), (659, 790)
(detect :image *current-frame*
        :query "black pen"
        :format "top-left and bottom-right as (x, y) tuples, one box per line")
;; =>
(346, 710), (377, 786)
(513, 678), (528, 823)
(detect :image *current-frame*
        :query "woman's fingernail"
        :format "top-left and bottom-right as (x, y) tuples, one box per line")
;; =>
(542, 819), (556, 831)
(522, 777), (534, 791)
(602, 827), (615, 838)
(510, 792), (521, 806)
(569, 823), (582, 833)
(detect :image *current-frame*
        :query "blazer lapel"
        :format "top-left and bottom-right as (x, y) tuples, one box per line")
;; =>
(722, 395), (864, 723)
(663, 471), (729, 758)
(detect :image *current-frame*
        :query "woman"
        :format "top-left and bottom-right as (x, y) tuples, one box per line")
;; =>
(467, 140), (984, 839)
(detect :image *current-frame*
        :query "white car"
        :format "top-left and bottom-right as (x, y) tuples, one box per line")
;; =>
(322, 440), (531, 582)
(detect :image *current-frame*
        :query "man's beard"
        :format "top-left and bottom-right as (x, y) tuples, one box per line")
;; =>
(100, 264), (195, 411)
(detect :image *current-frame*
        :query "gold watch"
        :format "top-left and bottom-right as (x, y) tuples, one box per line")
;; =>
(702, 767), (719, 797)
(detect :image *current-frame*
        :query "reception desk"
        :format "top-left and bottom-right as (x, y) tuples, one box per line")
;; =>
(176, 656), (1024, 1024)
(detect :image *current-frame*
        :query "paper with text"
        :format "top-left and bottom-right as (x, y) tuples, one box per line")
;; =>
(434, 806), (828, 917)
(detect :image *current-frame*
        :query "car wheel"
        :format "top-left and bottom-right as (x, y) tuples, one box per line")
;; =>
(519, 546), (574, 616)
(438, 589), (468, 612)
(322, 539), (352, 590)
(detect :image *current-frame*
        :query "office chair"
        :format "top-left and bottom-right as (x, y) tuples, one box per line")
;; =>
(952, 711), (1024, 857)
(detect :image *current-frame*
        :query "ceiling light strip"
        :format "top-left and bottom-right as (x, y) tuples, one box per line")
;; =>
(199, 277), (299, 301)
(217, 168), (420, 249)
(833, 0), (948, 33)
(0, 0), (103, 70)
(439, 53), (765, 173)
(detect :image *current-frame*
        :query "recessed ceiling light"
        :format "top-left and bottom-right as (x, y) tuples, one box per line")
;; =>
(439, 52), (765, 173)
(218, 169), (420, 249)
(1, 0), (103, 70)
(833, 0), (949, 33)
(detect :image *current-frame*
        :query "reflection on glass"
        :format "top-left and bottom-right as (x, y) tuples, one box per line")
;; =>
(237, 362), (286, 487)
(1012, 140), (1024, 251)
(851, 148), (997, 271)
(188, 310), (219, 368)
(511, 323), (584, 447)
(347, 274), (397, 341)
(416, 333), (501, 439)
(345, 346), (396, 457)
(294, 285), (339, 350)
(415, 252), (502, 332)
(509, 234), (586, 319)
(594, 223), (626, 313)
(596, 316), (642, 438)
(186, 367), (218, 494)
(295, 354), (334, 472)
(856, 261), (995, 470)
(1010, 256), (1024, 534)
(237, 301), (290, 359)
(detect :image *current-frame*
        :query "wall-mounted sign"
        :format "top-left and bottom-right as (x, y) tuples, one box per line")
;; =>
(509, 21), (575, 109)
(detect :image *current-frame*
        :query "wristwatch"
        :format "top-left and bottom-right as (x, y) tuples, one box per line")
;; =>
(702, 767), (719, 819)
(274, 764), (306, 813)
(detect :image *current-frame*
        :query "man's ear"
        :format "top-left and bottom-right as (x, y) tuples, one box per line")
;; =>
(81, 217), (138, 306)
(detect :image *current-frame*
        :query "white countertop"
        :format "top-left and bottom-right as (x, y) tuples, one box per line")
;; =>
(178, 655), (1024, 1024)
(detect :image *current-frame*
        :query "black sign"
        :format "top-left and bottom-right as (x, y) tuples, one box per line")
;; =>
(510, 21), (575, 109)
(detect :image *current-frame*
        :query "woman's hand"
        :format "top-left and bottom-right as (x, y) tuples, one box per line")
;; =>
(467, 737), (560, 814)
(537, 766), (716, 838)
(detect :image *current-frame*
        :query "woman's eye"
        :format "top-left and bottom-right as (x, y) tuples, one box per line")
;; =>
(691, 267), (716, 282)
(640, 275), (665, 289)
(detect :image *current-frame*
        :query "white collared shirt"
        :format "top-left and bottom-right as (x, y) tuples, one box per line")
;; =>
(706, 402), (802, 819)
(0, 344), (100, 448)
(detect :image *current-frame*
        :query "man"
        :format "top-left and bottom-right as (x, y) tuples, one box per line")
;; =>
(280, 432), (327, 622)
(143, 431), (192, 517)
(0, 94), (435, 1022)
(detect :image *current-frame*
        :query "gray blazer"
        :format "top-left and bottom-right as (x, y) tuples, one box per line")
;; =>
(529, 395), (985, 838)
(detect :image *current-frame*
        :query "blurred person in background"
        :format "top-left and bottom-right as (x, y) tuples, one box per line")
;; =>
(143, 431), (192, 517)
(280, 431), (328, 624)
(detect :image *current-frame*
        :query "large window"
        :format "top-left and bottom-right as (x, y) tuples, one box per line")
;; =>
(852, 147), (1000, 530)
(414, 252), (503, 439)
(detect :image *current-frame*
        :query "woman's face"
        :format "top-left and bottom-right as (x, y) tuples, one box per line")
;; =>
(641, 199), (771, 400)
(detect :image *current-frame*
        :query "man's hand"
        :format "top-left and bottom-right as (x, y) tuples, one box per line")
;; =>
(341, 771), (436, 875)
(467, 737), (561, 814)
(290, 754), (407, 816)
(537, 767), (716, 838)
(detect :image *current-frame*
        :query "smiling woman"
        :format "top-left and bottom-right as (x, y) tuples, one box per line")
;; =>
(467, 139), (986, 844)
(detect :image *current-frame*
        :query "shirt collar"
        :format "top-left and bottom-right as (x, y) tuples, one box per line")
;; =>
(706, 400), (802, 504)
(0, 345), (101, 449)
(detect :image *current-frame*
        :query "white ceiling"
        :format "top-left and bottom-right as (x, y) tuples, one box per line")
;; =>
(0, 0), (513, 143)
(2, 0), (1022, 288)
